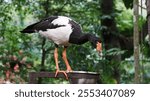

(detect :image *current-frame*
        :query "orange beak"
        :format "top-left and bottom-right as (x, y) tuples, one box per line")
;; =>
(96, 42), (102, 56)
(96, 42), (102, 52)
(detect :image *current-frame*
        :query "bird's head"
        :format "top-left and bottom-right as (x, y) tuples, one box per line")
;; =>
(90, 35), (102, 55)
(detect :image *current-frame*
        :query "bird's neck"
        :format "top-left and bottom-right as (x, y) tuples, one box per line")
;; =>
(75, 33), (95, 45)
(69, 32), (98, 45)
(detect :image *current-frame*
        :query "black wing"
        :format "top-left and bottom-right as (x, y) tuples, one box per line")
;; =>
(21, 16), (65, 33)
(68, 20), (83, 43)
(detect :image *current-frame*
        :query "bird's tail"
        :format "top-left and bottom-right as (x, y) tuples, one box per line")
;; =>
(20, 22), (38, 33)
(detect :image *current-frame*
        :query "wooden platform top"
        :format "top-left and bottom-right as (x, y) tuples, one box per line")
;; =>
(29, 71), (100, 84)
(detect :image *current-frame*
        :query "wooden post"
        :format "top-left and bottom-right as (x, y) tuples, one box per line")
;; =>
(133, 0), (140, 83)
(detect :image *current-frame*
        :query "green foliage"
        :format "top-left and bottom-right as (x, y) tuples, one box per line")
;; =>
(142, 43), (150, 58)
(0, 0), (35, 83)
(105, 48), (126, 56)
(120, 60), (134, 83)
(115, 0), (133, 37)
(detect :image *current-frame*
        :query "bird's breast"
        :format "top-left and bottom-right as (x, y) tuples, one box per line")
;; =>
(39, 25), (73, 46)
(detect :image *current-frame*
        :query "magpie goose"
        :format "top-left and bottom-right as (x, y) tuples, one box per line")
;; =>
(21, 16), (102, 79)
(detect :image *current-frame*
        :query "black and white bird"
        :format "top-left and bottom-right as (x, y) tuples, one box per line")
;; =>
(21, 16), (102, 79)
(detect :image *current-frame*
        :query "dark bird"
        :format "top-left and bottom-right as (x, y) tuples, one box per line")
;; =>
(21, 16), (102, 79)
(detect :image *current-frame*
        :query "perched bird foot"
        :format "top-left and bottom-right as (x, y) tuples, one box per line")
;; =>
(55, 69), (68, 80)
(66, 69), (73, 73)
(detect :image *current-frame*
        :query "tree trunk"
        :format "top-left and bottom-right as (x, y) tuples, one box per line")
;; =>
(133, 0), (140, 83)
(146, 0), (150, 45)
(100, 0), (121, 83)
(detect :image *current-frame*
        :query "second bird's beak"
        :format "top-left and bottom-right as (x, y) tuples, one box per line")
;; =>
(96, 42), (102, 56)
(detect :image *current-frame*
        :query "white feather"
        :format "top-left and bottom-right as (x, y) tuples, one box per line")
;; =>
(39, 25), (72, 46)
(52, 16), (71, 25)
(38, 16), (73, 46)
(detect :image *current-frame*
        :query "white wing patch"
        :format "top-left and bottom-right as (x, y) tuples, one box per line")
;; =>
(51, 16), (71, 26)
(38, 16), (73, 46)
(39, 25), (72, 46)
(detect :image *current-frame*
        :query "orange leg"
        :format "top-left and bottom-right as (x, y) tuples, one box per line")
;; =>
(54, 48), (59, 70)
(62, 48), (72, 72)
(54, 47), (68, 79)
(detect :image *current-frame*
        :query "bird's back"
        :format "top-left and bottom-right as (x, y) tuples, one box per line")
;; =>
(21, 16), (83, 46)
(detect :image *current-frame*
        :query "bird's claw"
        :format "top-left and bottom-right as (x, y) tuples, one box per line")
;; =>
(55, 69), (68, 80)
(66, 69), (73, 73)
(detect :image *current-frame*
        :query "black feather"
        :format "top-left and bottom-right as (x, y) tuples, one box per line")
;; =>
(20, 22), (39, 33)
(21, 16), (65, 33)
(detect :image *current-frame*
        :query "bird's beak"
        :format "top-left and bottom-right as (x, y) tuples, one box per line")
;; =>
(96, 42), (102, 56)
